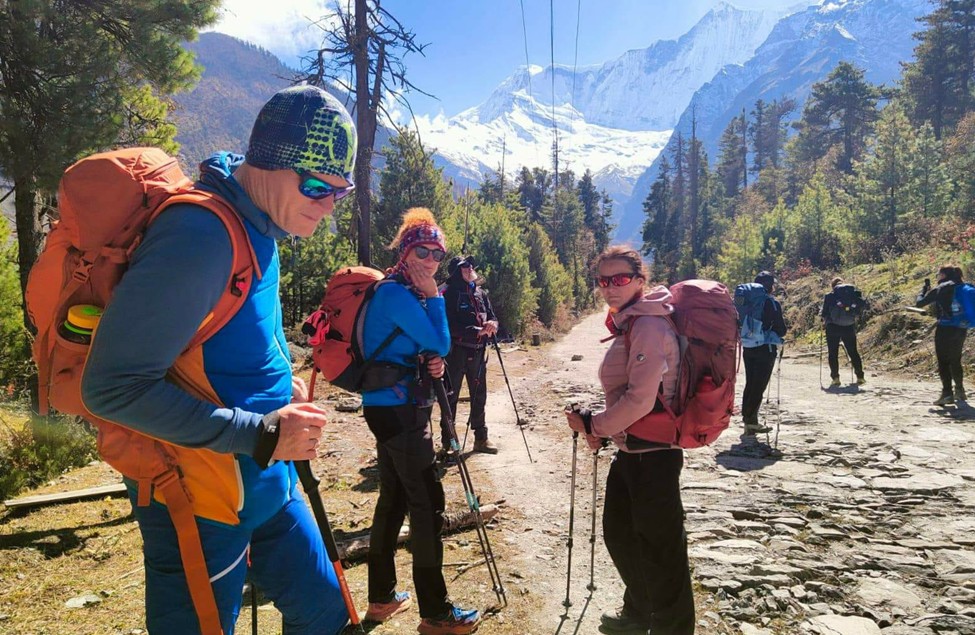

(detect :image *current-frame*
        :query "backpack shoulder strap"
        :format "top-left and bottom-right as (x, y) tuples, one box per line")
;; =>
(154, 190), (260, 350)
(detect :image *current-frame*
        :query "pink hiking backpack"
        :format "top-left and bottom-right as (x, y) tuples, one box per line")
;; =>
(626, 279), (740, 449)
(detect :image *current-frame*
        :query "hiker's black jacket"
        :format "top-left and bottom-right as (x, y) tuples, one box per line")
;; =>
(443, 278), (497, 349)
(762, 297), (787, 339)
(917, 280), (957, 322)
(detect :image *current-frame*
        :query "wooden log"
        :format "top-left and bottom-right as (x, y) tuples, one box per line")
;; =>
(336, 504), (498, 561)
(3, 482), (127, 510)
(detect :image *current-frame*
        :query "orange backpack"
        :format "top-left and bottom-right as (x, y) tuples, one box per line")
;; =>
(25, 147), (258, 635)
(302, 266), (409, 397)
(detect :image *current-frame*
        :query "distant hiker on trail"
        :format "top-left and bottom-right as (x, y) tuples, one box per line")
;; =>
(80, 86), (357, 634)
(441, 254), (500, 454)
(358, 208), (481, 635)
(564, 246), (696, 635)
(821, 276), (867, 387)
(736, 271), (787, 435)
(917, 265), (967, 406)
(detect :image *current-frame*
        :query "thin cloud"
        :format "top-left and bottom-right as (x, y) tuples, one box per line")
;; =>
(206, 0), (338, 67)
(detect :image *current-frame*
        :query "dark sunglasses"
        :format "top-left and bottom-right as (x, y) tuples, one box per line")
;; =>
(460, 261), (473, 269)
(595, 273), (639, 288)
(414, 245), (446, 262)
(294, 169), (354, 201)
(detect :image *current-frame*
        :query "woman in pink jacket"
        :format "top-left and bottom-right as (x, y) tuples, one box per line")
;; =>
(565, 246), (695, 635)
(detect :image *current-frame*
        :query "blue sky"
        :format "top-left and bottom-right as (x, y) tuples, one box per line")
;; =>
(211, 0), (805, 118)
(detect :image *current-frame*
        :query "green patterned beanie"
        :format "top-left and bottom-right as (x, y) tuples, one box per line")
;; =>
(246, 85), (357, 183)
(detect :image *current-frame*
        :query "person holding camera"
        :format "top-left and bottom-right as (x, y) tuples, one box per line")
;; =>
(917, 265), (967, 405)
(563, 246), (695, 635)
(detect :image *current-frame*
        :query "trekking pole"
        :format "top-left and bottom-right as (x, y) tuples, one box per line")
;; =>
(563, 419), (580, 609)
(772, 344), (784, 451)
(433, 377), (507, 607)
(294, 460), (365, 633)
(819, 325), (824, 390)
(492, 336), (533, 462)
(586, 438), (608, 594)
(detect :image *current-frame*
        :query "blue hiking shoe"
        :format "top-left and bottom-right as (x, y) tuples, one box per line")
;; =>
(417, 605), (481, 634)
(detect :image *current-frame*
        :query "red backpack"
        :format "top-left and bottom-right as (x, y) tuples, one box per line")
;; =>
(626, 279), (740, 449)
(302, 266), (407, 397)
(25, 147), (257, 635)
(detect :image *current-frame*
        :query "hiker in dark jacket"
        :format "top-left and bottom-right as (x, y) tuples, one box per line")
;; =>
(358, 208), (480, 635)
(741, 271), (787, 434)
(917, 265), (967, 405)
(564, 245), (695, 635)
(821, 277), (867, 387)
(441, 255), (499, 454)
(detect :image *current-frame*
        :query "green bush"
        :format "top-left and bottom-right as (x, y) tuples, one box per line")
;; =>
(0, 215), (32, 395)
(0, 413), (97, 501)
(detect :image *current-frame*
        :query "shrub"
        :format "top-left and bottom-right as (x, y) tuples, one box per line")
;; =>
(0, 413), (97, 501)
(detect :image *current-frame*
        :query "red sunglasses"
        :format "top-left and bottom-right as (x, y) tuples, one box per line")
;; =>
(595, 273), (639, 288)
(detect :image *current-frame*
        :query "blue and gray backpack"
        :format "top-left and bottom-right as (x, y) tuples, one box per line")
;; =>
(734, 283), (784, 348)
(943, 282), (975, 328)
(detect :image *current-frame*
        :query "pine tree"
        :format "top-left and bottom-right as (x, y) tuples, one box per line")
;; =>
(749, 100), (767, 176)
(856, 103), (914, 250)
(525, 223), (572, 327)
(794, 62), (881, 174)
(0, 0), (220, 328)
(903, 0), (975, 138)
(642, 158), (672, 261)
(716, 113), (748, 199)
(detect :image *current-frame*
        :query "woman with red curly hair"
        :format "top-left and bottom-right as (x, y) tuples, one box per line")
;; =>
(358, 208), (481, 635)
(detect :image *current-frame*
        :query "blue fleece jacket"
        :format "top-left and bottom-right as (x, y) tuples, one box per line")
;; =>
(360, 281), (451, 407)
(82, 152), (294, 527)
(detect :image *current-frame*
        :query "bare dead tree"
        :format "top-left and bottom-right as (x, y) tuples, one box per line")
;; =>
(303, 0), (431, 266)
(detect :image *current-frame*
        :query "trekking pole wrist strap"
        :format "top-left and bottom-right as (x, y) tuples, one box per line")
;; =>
(579, 408), (593, 435)
(254, 411), (281, 469)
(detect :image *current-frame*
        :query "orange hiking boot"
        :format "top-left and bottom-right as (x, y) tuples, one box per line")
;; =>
(364, 591), (412, 623)
(417, 605), (481, 634)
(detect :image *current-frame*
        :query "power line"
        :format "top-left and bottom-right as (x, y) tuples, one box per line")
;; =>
(550, 0), (559, 188)
(518, 0), (543, 171)
(572, 0), (582, 116)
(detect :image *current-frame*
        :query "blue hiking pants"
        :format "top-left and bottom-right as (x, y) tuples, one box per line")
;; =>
(128, 482), (348, 635)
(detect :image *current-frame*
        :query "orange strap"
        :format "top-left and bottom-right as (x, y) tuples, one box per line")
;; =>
(153, 469), (224, 635)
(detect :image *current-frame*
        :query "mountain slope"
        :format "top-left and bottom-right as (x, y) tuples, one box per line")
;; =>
(615, 0), (930, 241)
(174, 33), (297, 168)
(417, 2), (786, 212)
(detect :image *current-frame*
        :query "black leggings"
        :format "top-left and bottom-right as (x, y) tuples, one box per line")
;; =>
(741, 345), (777, 419)
(935, 325), (967, 395)
(825, 323), (864, 379)
(441, 344), (489, 445)
(363, 405), (449, 618)
(603, 450), (695, 635)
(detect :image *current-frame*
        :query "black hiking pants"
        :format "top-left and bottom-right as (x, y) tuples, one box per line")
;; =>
(742, 345), (778, 421)
(363, 405), (450, 618)
(603, 449), (695, 635)
(826, 323), (864, 380)
(441, 344), (489, 446)
(935, 325), (967, 396)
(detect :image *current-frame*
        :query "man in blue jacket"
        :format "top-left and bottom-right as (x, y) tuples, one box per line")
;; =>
(82, 85), (357, 635)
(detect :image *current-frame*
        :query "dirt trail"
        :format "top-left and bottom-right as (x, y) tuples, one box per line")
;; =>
(2, 311), (973, 635)
(473, 311), (975, 635)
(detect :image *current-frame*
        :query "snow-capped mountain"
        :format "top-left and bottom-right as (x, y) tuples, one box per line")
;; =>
(421, 2), (787, 209)
(614, 0), (930, 240)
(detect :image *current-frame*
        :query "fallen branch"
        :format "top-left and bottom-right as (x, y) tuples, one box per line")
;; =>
(3, 483), (127, 511)
(336, 503), (498, 561)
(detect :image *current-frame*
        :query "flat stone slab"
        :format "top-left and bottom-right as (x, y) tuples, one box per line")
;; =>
(855, 577), (922, 610)
(870, 472), (964, 491)
(803, 614), (881, 635)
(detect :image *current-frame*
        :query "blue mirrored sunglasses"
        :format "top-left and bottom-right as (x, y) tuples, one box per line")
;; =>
(294, 169), (354, 201)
